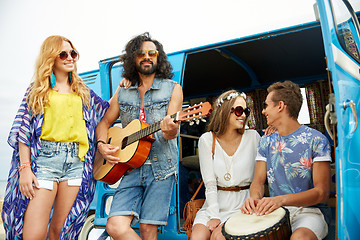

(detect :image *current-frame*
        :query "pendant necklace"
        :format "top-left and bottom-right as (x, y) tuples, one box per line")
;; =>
(221, 147), (233, 181)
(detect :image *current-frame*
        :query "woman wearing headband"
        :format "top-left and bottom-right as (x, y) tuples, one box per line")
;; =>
(191, 90), (260, 240)
(2, 35), (109, 239)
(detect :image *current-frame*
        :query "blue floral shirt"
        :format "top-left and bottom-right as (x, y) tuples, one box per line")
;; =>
(257, 125), (331, 197)
(2, 86), (109, 239)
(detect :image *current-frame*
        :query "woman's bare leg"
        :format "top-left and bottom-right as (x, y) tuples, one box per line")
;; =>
(23, 183), (57, 240)
(48, 181), (80, 240)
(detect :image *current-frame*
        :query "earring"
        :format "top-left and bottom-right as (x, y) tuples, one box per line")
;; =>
(68, 72), (72, 83)
(50, 72), (56, 88)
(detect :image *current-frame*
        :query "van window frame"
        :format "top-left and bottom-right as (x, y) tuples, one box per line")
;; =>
(331, 0), (360, 64)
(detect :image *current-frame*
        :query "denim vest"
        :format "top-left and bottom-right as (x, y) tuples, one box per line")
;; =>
(117, 78), (178, 180)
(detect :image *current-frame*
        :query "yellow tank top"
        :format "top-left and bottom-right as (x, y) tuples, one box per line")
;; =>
(41, 90), (88, 161)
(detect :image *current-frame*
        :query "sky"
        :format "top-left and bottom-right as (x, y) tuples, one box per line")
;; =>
(0, 0), (319, 181)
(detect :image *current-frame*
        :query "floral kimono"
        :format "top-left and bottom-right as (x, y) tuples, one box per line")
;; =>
(2, 86), (109, 239)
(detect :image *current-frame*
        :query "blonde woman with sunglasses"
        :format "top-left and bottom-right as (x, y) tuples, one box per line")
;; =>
(191, 90), (261, 240)
(2, 35), (109, 240)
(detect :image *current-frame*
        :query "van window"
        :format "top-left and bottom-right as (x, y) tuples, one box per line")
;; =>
(332, 0), (360, 63)
(299, 88), (311, 125)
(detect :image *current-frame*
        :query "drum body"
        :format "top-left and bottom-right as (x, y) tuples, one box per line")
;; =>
(222, 207), (291, 240)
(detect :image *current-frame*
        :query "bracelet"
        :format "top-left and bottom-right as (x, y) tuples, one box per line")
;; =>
(18, 162), (31, 171)
(96, 140), (106, 148)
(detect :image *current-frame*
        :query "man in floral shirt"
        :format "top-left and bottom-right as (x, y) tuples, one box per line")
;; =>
(241, 81), (331, 240)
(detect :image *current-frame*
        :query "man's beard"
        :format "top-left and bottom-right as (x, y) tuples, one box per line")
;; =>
(136, 60), (157, 75)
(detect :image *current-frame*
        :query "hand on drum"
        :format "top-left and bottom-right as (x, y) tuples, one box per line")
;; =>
(241, 196), (282, 216)
(255, 196), (283, 216)
(206, 218), (221, 232)
(241, 197), (259, 214)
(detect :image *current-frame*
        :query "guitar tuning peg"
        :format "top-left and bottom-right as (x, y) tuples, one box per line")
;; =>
(196, 119), (200, 125)
(201, 118), (207, 122)
(189, 121), (194, 126)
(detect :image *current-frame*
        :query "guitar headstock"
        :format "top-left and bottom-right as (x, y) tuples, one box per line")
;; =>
(178, 102), (213, 125)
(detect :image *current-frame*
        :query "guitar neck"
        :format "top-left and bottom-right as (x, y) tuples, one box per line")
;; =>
(127, 112), (178, 145)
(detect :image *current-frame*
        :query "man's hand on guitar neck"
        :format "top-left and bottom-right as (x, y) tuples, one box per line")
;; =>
(97, 142), (120, 165)
(160, 115), (180, 140)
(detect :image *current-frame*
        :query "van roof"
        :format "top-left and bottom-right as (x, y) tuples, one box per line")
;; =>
(179, 21), (327, 98)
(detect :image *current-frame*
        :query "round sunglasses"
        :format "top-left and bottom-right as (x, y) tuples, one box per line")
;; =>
(230, 106), (251, 117)
(59, 50), (78, 60)
(137, 50), (158, 58)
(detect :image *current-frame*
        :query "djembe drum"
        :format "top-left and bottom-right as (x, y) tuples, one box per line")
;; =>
(222, 207), (291, 240)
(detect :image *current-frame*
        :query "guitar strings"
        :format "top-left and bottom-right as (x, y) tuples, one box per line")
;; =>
(127, 112), (178, 145)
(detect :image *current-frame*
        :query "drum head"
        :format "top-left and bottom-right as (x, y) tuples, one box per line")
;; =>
(224, 207), (286, 236)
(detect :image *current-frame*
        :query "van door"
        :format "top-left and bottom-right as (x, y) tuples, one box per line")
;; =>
(316, 0), (360, 238)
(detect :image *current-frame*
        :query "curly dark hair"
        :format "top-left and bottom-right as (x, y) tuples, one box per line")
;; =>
(120, 32), (174, 85)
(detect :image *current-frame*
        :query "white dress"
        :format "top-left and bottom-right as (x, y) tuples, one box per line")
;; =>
(193, 130), (260, 226)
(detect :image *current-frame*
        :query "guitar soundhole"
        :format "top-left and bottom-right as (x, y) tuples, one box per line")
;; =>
(122, 137), (128, 150)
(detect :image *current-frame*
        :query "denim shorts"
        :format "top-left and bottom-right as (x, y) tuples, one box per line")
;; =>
(36, 140), (84, 190)
(108, 164), (175, 226)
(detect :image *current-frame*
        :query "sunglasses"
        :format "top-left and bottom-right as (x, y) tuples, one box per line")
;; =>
(137, 50), (158, 58)
(59, 50), (78, 60)
(231, 106), (251, 117)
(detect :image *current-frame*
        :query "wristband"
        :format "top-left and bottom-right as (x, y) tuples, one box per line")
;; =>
(18, 162), (31, 171)
(96, 140), (106, 148)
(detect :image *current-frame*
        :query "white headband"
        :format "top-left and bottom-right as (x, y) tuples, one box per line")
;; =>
(216, 92), (246, 108)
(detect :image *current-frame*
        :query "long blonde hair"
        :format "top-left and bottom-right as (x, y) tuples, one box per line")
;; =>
(207, 90), (248, 135)
(27, 35), (90, 115)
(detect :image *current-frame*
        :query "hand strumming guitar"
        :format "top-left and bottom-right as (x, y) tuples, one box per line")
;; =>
(97, 141), (120, 165)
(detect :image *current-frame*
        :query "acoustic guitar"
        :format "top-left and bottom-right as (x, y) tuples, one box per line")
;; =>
(93, 102), (213, 184)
